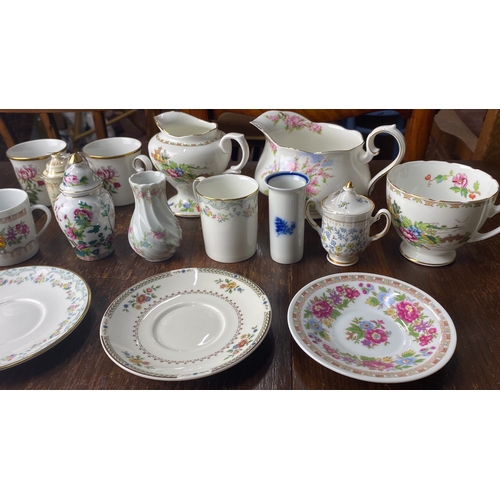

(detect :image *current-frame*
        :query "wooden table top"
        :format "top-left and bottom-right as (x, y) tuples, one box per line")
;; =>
(1, 159), (500, 390)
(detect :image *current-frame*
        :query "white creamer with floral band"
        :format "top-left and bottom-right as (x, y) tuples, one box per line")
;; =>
(148, 111), (250, 217)
(251, 110), (406, 214)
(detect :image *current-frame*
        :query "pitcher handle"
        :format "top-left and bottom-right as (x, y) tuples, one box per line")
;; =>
(31, 204), (52, 238)
(219, 133), (250, 174)
(192, 176), (207, 204)
(367, 209), (391, 243)
(468, 203), (500, 243)
(366, 125), (406, 196)
(133, 154), (153, 172)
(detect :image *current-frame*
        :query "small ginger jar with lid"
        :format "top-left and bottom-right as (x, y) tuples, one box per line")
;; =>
(54, 152), (116, 261)
(305, 182), (391, 266)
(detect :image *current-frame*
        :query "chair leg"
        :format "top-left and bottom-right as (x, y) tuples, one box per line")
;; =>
(0, 115), (16, 149)
(91, 111), (109, 139)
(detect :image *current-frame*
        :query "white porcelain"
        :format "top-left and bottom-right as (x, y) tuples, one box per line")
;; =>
(265, 171), (310, 264)
(387, 161), (500, 266)
(148, 111), (250, 217)
(251, 110), (406, 209)
(306, 182), (391, 266)
(193, 175), (259, 263)
(54, 153), (115, 261)
(6, 138), (67, 206)
(0, 266), (90, 370)
(100, 268), (272, 380)
(0, 188), (52, 267)
(128, 170), (182, 262)
(83, 137), (152, 206)
(288, 273), (456, 383)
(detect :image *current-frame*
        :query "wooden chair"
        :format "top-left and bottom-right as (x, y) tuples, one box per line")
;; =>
(427, 109), (500, 163)
(0, 110), (160, 152)
(180, 109), (438, 162)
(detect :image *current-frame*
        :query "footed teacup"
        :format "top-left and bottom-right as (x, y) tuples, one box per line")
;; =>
(387, 160), (500, 266)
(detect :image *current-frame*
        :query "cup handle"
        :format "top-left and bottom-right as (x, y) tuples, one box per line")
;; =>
(220, 133), (250, 174)
(192, 176), (206, 204)
(133, 154), (153, 172)
(469, 203), (500, 243)
(30, 204), (52, 238)
(305, 198), (322, 236)
(366, 125), (407, 196)
(368, 208), (391, 243)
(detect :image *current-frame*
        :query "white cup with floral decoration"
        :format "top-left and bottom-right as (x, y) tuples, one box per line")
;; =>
(193, 174), (259, 263)
(6, 138), (67, 206)
(83, 137), (151, 206)
(387, 160), (500, 266)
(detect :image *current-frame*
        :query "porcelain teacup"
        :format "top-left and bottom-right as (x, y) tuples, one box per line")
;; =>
(6, 138), (67, 206)
(83, 137), (151, 206)
(387, 160), (500, 266)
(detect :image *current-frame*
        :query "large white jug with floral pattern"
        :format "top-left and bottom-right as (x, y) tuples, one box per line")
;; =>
(148, 111), (250, 217)
(251, 111), (406, 213)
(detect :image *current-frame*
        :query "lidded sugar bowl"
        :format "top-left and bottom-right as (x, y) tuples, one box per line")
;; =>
(305, 182), (391, 266)
(54, 152), (116, 261)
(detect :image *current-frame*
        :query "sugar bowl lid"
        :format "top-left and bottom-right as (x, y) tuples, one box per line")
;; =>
(59, 152), (102, 196)
(321, 181), (374, 215)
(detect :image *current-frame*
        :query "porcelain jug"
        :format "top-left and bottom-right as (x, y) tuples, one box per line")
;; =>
(306, 182), (391, 266)
(128, 170), (182, 262)
(148, 111), (250, 217)
(251, 110), (406, 211)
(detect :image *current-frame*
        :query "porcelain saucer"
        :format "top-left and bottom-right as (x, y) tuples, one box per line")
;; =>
(100, 268), (272, 380)
(0, 266), (90, 369)
(288, 273), (456, 383)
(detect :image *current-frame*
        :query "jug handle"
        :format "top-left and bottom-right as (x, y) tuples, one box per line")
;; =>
(219, 133), (250, 174)
(305, 197), (322, 236)
(133, 154), (153, 172)
(365, 125), (406, 196)
(367, 209), (392, 243)
(192, 176), (206, 204)
(468, 203), (500, 243)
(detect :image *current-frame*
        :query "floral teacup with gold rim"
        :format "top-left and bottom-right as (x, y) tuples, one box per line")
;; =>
(6, 138), (67, 206)
(387, 160), (500, 266)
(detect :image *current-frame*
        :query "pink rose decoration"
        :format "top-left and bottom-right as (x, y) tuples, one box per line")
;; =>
(311, 300), (333, 319)
(418, 333), (434, 346)
(396, 300), (420, 322)
(97, 167), (116, 182)
(365, 328), (388, 344)
(17, 165), (38, 180)
(452, 173), (468, 188)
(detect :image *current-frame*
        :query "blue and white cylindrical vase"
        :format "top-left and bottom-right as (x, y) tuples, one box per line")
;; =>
(265, 171), (310, 264)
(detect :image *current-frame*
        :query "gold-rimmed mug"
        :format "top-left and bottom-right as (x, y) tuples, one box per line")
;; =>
(6, 138), (67, 206)
(83, 137), (151, 206)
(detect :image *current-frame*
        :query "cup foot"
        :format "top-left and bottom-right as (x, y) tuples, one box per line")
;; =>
(168, 192), (200, 218)
(399, 241), (456, 267)
(326, 254), (359, 266)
